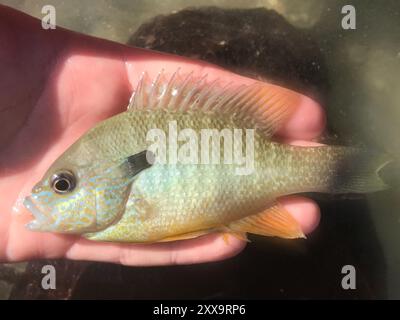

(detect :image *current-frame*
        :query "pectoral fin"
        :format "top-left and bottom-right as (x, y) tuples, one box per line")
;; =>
(227, 204), (305, 239)
(156, 230), (213, 242)
(222, 232), (249, 244)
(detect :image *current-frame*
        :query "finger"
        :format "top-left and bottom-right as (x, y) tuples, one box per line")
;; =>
(65, 233), (246, 266)
(122, 47), (325, 140)
(279, 95), (326, 140)
(285, 139), (324, 147)
(279, 196), (321, 235)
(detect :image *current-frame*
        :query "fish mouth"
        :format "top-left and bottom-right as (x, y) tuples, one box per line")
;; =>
(23, 196), (51, 231)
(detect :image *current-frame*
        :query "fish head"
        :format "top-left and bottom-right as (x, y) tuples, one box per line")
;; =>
(23, 158), (132, 234)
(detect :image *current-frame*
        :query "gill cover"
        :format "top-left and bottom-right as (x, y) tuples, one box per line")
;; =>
(92, 150), (154, 230)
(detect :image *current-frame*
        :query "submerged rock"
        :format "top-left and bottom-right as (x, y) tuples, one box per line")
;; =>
(8, 260), (89, 300)
(128, 6), (329, 103)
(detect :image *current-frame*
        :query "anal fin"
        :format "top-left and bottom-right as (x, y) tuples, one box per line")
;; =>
(228, 204), (305, 239)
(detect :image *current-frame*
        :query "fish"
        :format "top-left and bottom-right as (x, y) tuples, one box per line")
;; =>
(23, 71), (391, 243)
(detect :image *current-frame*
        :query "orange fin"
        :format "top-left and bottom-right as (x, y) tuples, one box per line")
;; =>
(128, 70), (301, 137)
(222, 232), (250, 245)
(156, 230), (212, 243)
(228, 204), (305, 239)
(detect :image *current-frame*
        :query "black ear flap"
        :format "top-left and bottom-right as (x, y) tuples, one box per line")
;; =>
(99, 150), (154, 182)
(126, 150), (154, 178)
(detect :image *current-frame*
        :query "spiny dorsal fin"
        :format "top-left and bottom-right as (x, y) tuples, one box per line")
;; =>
(227, 203), (305, 239)
(128, 70), (301, 137)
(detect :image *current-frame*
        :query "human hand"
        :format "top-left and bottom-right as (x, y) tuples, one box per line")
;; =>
(0, 5), (324, 266)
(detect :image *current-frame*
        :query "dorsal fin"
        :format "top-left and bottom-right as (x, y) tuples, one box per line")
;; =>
(128, 70), (301, 137)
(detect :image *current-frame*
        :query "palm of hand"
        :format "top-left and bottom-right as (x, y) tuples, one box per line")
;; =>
(0, 7), (323, 266)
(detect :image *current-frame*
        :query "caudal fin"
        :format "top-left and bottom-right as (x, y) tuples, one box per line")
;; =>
(331, 151), (392, 194)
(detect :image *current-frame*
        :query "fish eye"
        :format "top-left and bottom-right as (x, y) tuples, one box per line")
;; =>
(51, 171), (76, 194)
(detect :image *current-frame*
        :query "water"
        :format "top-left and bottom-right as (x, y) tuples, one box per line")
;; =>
(0, 0), (399, 299)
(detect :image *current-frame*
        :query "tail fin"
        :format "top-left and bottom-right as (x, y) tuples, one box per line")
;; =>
(331, 150), (392, 194)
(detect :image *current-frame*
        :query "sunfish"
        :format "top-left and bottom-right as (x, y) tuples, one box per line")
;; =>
(23, 71), (391, 242)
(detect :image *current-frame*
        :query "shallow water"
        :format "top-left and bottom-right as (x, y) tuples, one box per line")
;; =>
(0, 0), (399, 299)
